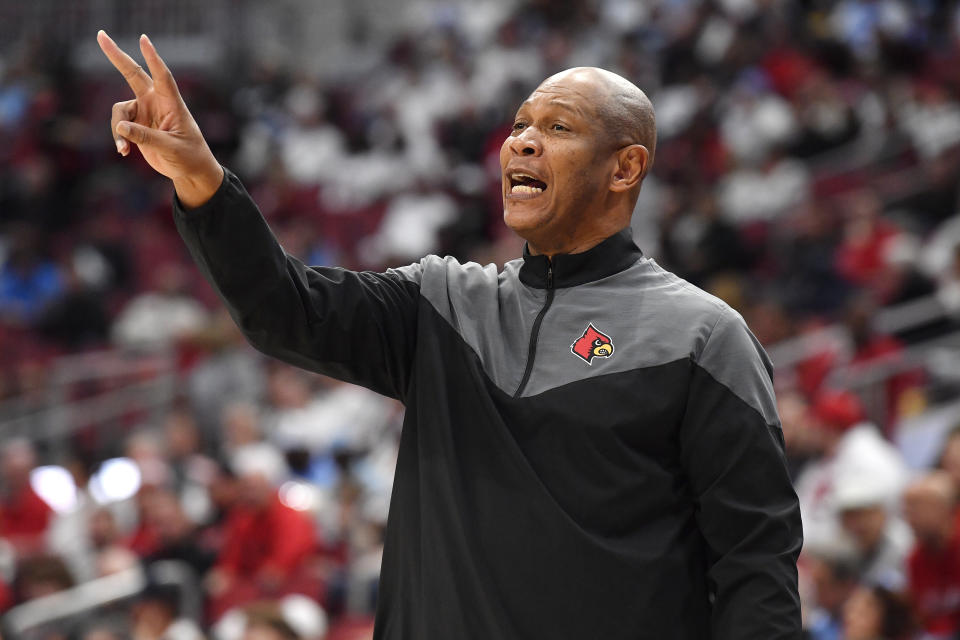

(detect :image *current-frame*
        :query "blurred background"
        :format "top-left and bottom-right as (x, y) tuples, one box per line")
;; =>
(2, 0), (960, 638)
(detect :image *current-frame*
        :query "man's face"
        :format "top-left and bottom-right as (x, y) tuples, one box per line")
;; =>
(499, 78), (616, 247)
(839, 506), (886, 551)
(903, 487), (952, 544)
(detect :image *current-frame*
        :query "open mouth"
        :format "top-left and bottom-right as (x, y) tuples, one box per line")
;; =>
(509, 172), (548, 195)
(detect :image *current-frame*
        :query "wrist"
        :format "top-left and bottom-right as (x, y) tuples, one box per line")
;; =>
(174, 161), (225, 209)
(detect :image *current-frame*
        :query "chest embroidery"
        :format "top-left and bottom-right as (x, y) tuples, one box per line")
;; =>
(570, 323), (615, 365)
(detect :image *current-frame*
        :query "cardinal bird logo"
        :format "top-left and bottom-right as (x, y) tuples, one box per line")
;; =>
(570, 324), (615, 364)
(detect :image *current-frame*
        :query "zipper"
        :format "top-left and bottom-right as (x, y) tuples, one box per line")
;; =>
(514, 264), (554, 398)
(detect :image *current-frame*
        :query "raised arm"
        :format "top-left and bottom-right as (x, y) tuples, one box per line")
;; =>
(98, 32), (422, 399)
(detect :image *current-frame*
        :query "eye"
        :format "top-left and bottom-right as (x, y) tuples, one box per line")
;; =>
(552, 123), (569, 132)
(512, 121), (527, 132)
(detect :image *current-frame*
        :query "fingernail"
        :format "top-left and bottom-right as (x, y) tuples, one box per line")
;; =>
(115, 139), (124, 153)
(117, 122), (130, 135)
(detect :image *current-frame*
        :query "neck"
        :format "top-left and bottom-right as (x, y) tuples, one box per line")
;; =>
(522, 197), (634, 258)
(527, 223), (630, 258)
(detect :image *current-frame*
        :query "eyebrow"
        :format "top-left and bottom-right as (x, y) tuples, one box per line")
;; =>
(516, 98), (587, 119)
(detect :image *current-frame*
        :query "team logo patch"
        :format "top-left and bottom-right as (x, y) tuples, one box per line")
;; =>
(570, 323), (614, 365)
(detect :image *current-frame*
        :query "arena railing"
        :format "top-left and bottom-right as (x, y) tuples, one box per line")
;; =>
(2, 560), (201, 639)
(768, 293), (960, 429)
(0, 349), (177, 459)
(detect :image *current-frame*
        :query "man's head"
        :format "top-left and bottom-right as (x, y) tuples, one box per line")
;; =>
(500, 67), (656, 256)
(231, 444), (287, 509)
(903, 471), (956, 547)
(1, 438), (36, 490)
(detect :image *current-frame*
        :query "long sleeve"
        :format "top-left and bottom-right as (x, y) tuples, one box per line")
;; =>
(173, 167), (422, 400)
(678, 307), (803, 639)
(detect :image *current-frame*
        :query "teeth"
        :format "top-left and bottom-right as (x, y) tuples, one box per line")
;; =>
(512, 173), (535, 181)
(511, 184), (543, 194)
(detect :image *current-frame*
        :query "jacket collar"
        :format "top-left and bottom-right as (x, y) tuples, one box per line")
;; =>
(518, 227), (643, 289)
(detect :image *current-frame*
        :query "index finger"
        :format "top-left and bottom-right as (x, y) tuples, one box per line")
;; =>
(97, 30), (153, 97)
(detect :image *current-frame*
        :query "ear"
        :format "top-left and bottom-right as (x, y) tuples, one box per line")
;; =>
(609, 145), (650, 193)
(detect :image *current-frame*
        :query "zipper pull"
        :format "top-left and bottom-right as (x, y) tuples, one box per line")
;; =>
(547, 264), (554, 289)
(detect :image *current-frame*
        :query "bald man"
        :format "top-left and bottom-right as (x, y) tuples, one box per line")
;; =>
(903, 472), (960, 636)
(98, 32), (802, 640)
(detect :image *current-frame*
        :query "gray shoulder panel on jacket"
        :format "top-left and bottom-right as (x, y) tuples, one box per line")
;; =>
(415, 255), (538, 396)
(695, 305), (779, 426)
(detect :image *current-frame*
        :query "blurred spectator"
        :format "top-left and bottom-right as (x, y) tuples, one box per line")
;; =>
(888, 151), (960, 232)
(778, 198), (850, 316)
(898, 83), (960, 160)
(806, 552), (861, 640)
(796, 390), (910, 554)
(843, 296), (925, 427)
(220, 401), (265, 459)
(903, 472), (960, 638)
(265, 371), (393, 467)
(207, 445), (319, 620)
(112, 263), (208, 352)
(0, 225), (64, 327)
(13, 553), (74, 603)
(834, 477), (913, 591)
(841, 585), (916, 640)
(0, 438), (52, 555)
(131, 581), (205, 640)
(717, 150), (810, 224)
(186, 310), (267, 434)
(836, 191), (903, 298)
(163, 407), (217, 525)
(35, 262), (111, 349)
(142, 490), (216, 579)
(48, 458), (101, 583)
(779, 391), (820, 480)
(89, 507), (122, 549)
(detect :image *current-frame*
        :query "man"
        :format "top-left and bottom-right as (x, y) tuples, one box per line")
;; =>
(0, 439), (52, 555)
(206, 444), (319, 620)
(97, 31), (802, 639)
(902, 472), (960, 638)
(833, 476), (912, 591)
(794, 390), (908, 558)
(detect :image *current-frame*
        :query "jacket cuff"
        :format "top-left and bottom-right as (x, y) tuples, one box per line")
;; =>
(172, 165), (233, 219)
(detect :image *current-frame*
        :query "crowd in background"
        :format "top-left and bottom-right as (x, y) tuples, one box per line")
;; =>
(4, 0), (960, 638)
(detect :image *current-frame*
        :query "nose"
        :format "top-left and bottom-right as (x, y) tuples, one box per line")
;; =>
(509, 127), (543, 157)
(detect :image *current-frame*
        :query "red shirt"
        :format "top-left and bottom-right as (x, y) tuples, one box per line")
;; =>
(908, 530), (960, 635)
(835, 220), (899, 287)
(0, 484), (52, 550)
(217, 493), (317, 577)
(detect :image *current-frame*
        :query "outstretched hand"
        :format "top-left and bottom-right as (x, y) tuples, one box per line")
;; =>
(97, 30), (224, 208)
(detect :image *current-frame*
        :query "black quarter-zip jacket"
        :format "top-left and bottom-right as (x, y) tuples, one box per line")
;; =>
(174, 168), (803, 639)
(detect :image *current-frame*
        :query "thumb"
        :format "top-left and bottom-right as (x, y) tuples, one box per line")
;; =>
(116, 121), (168, 148)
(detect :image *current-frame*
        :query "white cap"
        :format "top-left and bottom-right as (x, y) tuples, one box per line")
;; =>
(831, 473), (893, 512)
